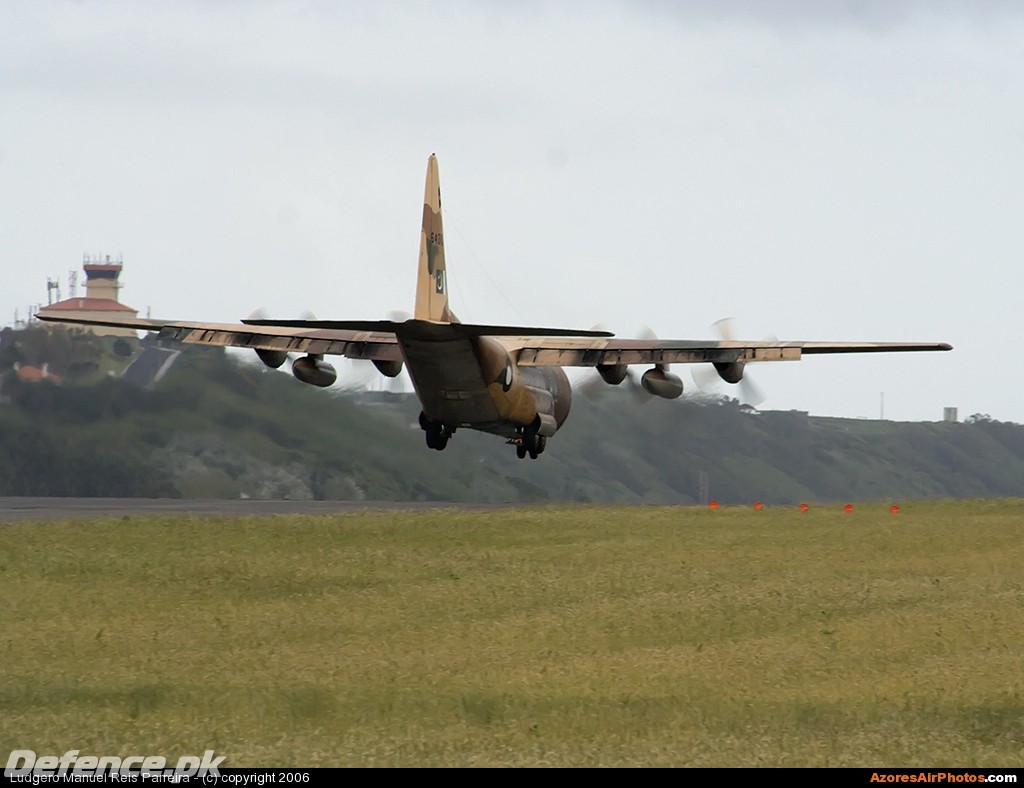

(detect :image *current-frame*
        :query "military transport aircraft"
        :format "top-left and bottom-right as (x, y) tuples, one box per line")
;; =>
(37, 154), (951, 460)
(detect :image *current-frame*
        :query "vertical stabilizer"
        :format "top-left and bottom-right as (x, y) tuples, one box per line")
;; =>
(415, 154), (455, 322)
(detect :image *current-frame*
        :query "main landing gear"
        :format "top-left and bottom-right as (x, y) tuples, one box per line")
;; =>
(419, 412), (454, 451)
(419, 413), (548, 459)
(512, 428), (546, 460)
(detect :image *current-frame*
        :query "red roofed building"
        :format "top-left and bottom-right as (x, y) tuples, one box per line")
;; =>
(14, 362), (62, 384)
(36, 255), (139, 337)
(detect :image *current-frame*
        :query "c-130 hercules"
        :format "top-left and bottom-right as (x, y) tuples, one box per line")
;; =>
(38, 154), (951, 459)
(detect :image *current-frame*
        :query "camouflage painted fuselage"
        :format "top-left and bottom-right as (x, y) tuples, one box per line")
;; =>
(409, 154), (571, 440)
(402, 333), (571, 439)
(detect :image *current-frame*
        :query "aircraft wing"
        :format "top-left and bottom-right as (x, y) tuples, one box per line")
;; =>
(507, 336), (953, 367)
(34, 314), (405, 362)
(33, 315), (612, 362)
(36, 313), (951, 366)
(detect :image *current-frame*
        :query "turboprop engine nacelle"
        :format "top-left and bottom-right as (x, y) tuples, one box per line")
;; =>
(597, 363), (629, 385)
(641, 368), (684, 399)
(373, 359), (404, 378)
(713, 361), (744, 384)
(292, 355), (337, 388)
(255, 348), (289, 369)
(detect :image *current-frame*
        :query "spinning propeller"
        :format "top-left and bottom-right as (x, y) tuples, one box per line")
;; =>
(576, 364), (653, 405)
(340, 310), (411, 392)
(690, 317), (768, 408)
(247, 307), (339, 387)
(575, 325), (682, 404)
(246, 306), (313, 370)
(246, 307), (409, 392)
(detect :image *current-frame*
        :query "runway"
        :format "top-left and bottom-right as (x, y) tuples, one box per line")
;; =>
(0, 497), (507, 523)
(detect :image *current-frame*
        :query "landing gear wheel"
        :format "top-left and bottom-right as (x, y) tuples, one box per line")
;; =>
(515, 430), (546, 459)
(420, 412), (452, 451)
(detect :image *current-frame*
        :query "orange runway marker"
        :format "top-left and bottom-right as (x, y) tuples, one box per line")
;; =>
(843, 503), (854, 513)
(708, 500), (719, 510)
(753, 501), (764, 511)
(799, 503), (810, 513)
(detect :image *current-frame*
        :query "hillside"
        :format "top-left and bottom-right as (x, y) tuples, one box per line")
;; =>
(1, 326), (1021, 504)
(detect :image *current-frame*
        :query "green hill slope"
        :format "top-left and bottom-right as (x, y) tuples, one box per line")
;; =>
(1, 330), (1021, 504)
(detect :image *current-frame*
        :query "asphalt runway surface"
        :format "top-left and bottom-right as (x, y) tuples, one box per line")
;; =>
(0, 497), (508, 523)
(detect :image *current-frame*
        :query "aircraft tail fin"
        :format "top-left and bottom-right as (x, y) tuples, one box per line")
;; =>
(415, 154), (455, 322)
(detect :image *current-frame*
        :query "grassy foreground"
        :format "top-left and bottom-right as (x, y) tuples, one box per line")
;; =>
(2, 500), (1023, 767)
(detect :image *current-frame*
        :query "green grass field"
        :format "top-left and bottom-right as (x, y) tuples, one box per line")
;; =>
(2, 500), (1023, 767)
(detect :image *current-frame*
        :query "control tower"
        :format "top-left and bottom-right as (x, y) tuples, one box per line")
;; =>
(36, 254), (139, 336)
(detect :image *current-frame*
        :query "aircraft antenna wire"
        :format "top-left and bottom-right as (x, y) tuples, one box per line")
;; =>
(443, 203), (527, 323)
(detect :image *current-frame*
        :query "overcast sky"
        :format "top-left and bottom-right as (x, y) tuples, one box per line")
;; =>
(3, 1), (1022, 423)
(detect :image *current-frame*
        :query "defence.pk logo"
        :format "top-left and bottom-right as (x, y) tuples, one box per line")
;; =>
(5, 749), (225, 779)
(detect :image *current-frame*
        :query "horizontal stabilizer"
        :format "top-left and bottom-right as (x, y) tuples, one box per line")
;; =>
(798, 342), (953, 354)
(243, 318), (407, 332)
